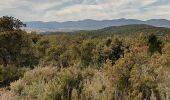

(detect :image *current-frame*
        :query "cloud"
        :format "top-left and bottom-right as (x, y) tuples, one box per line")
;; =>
(0, 0), (169, 21)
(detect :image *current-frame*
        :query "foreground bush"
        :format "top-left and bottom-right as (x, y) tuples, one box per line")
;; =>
(0, 65), (27, 86)
(10, 66), (95, 100)
(10, 41), (170, 100)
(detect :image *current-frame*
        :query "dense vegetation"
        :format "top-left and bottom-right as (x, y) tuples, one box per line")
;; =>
(0, 16), (170, 100)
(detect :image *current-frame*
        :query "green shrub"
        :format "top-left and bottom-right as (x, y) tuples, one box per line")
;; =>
(0, 65), (27, 86)
(41, 80), (63, 100)
(10, 79), (24, 95)
(10, 66), (58, 99)
(10, 66), (95, 100)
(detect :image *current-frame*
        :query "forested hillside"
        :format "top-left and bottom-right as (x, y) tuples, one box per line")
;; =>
(46, 24), (170, 38)
(0, 16), (170, 100)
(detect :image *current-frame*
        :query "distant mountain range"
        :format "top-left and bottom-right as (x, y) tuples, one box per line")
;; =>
(24, 19), (170, 32)
(47, 24), (170, 37)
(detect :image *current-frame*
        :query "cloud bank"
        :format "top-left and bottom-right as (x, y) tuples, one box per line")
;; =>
(0, 0), (170, 21)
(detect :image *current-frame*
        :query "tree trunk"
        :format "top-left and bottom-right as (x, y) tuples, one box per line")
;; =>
(2, 57), (7, 67)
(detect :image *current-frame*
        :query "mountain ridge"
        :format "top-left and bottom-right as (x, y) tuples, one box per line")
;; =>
(45, 24), (170, 37)
(24, 19), (170, 32)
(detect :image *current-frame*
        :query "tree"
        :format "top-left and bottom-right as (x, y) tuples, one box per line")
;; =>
(148, 34), (163, 55)
(80, 40), (96, 66)
(0, 16), (25, 32)
(109, 38), (124, 64)
(42, 46), (65, 67)
(0, 16), (37, 67)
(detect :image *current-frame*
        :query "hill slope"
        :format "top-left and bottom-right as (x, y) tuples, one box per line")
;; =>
(45, 24), (170, 37)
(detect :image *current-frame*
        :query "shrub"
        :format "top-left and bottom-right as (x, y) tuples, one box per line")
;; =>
(10, 66), (95, 100)
(10, 79), (24, 95)
(10, 66), (58, 99)
(0, 65), (26, 86)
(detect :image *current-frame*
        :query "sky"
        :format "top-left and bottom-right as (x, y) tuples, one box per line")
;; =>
(0, 0), (170, 22)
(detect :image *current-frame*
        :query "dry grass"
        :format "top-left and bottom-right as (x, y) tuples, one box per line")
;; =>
(0, 88), (33, 100)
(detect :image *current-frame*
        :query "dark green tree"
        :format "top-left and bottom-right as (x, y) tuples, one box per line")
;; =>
(80, 40), (95, 66)
(148, 34), (163, 55)
(0, 16), (37, 67)
(0, 16), (25, 32)
(109, 38), (124, 64)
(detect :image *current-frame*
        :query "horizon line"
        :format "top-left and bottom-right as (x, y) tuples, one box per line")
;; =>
(24, 18), (170, 23)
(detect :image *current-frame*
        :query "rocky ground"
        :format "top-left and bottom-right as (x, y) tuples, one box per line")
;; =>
(0, 88), (34, 100)
(0, 88), (16, 100)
